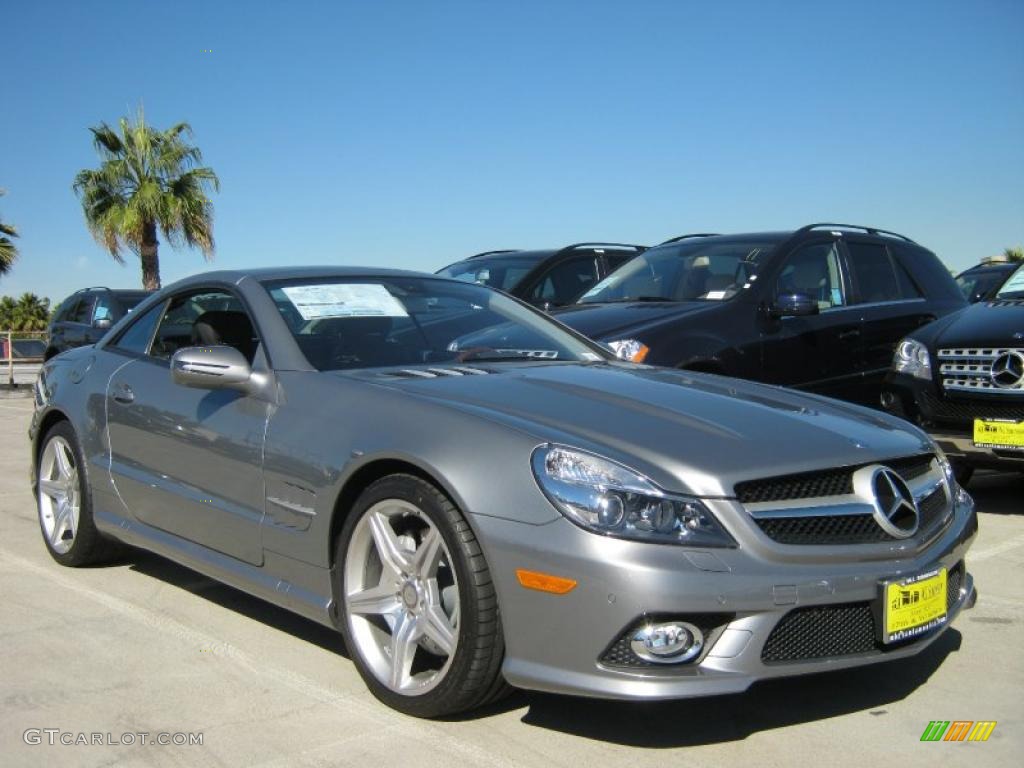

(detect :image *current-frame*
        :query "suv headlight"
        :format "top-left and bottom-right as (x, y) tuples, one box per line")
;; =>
(893, 338), (932, 380)
(531, 445), (736, 547)
(606, 339), (650, 363)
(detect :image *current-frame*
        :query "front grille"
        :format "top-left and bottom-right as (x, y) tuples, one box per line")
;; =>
(735, 454), (934, 505)
(761, 561), (965, 663)
(753, 486), (948, 545)
(922, 390), (1024, 430)
(938, 347), (1024, 394)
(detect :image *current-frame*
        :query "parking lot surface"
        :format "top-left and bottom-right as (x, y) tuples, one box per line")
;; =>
(0, 396), (1020, 767)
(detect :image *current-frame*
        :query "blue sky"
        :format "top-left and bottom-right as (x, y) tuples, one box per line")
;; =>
(2, 0), (1022, 303)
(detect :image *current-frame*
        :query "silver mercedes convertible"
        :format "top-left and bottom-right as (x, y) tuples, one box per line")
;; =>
(30, 267), (978, 717)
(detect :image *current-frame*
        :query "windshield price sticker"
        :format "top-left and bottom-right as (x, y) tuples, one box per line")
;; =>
(282, 284), (409, 320)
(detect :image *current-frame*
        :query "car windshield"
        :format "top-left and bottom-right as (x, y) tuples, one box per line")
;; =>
(436, 255), (540, 291)
(263, 276), (606, 371)
(578, 240), (776, 303)
(995, 264), (1024, 300)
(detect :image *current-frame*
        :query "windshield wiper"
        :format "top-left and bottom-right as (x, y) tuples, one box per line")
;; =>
(587, 296), (676, 304)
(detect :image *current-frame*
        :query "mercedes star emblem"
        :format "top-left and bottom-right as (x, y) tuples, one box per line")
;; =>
(853, 465), (920, 539)
(990, 351), (1024, 389)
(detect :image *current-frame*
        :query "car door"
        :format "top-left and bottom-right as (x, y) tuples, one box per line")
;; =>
(104, 287), (271, 566)
(758, 238), (864, 399)
(843, 238), (936, 404)
(62, 296), (94, 349)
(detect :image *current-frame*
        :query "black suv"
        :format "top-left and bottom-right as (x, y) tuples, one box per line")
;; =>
(436, 243), (644, 310)
(955, 261), (1018, 303)
(882, 263), (1024, 482)
(554, 224), (966, 406)
(46, 287), (151, 359)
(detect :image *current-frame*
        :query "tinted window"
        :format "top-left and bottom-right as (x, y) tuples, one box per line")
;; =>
(111, 301), (164, 354)
(775, 241), (846, 309)
(604, 251), (635, 273)
(264, 277), (603, 371)
(581, 240), (775, 303)
(529, 255), (600, 306)
(117, 294), (148, 314)
(996, 265), (1024, 299)
(847, 242), (904, 303)
(151, 289), (255, 361)
(69, 297), (93, 324)
(54, 299), (77, 323)
(437, 256), (541, 292)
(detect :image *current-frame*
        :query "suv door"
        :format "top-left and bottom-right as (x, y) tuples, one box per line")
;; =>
(525, 253), (602, 309)
(843, 238), (936, 403)
(61, 294), (95, 349)
(104, 287), (269, 566)
(759, 239), (864, 399)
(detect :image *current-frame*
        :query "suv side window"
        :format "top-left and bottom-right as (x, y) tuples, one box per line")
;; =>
(150, 289), (258, 363)
(529, 255), (601, 306)
(846, 242), (918, 303)
(69, 296), (94, 324)
(775, 242), (846, 310)
(53, 299), (76, 323)
(110, 301), (165, 354)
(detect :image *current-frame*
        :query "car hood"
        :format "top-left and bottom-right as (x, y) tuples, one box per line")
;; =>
(552, 301), (721, 340)
(364, 363), (931, 497)
(930, 299), (1024, 349)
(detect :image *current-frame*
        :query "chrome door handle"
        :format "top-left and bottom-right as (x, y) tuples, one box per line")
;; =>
(112, 383), (135, 404)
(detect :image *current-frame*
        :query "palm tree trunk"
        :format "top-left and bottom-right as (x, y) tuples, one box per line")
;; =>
(141, 221), (161, 290)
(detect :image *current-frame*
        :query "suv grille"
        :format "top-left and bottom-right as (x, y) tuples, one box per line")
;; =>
(938, 347), (1024, 394)
(761, 562), (964, 663)
(735, 455), (934, 505)
(753, 486), (947, 545)
(922, 390), (1024, 430)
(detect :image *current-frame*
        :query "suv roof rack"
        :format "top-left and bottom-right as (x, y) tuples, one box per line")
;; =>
(467, 249), (523, 260)
(795, 223), (917, 244)
(659, 233), (720, 245)
(74, 286), (113, 294)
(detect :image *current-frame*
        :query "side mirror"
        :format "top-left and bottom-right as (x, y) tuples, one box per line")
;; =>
(93, 317), (112, 330)
(770, 292), (819, 318)
(171, 345), (252, 390)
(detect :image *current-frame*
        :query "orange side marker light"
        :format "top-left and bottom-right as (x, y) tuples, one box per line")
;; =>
(516, 569), (577, 594)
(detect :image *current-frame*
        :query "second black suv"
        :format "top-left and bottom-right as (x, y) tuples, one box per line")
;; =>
(555, 224), (966, 407)
(955, 260), (1018, 303)
(46, 286), (151, 359)
(436, 243), (644, 310)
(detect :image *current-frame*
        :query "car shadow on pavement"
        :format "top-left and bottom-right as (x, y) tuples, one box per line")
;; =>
(125, 550), (350, 659)
(514, 630), (962, 746)
(966, 471), (1024, 516)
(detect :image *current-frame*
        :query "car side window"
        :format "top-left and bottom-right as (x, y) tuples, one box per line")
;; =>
(69, 297), (94, 324)
(150, 289), (259, 363)
(93, 295), (114, 324)
(529, 255), (601, 306)
(110, 301), (165, 354)
(775, 242), (846, 310)
(846, 242), (912, 303)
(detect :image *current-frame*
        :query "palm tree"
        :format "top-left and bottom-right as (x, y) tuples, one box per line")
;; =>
(1003, 246), (1024, 263)
(0, 190), (18, 276)
(10, 293), (51, 331)
(72, 110), (219, 290)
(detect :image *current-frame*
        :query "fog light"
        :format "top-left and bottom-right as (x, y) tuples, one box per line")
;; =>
(629, 621), (704, 664)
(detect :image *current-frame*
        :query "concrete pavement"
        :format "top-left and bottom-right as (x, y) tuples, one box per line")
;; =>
(0, 398), (1021, 767)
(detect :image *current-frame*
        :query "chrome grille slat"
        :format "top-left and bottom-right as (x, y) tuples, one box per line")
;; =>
(937, 347), (1024, 394)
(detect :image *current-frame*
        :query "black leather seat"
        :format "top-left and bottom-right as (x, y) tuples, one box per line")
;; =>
(191, 311), (257, 362)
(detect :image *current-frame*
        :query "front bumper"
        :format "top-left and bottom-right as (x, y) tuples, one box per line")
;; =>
(881, 371), (1024, 471)
(473, 489), (978, 700)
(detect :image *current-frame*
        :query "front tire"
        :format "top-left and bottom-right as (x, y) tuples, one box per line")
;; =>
(336, 474), (508, 717)
(36, 421), (118, 566)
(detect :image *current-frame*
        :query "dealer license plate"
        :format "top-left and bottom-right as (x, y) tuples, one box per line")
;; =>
(973, 418), (1024, 451)
(882, 568), (947, 644)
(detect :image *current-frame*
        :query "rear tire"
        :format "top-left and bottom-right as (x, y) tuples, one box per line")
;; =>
(336, 474), (508, 717)
(36, 421), (120, 566)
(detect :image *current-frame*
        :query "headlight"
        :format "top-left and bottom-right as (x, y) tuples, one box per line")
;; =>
(531, 445), (736, 548)
(892, 338), (932, 380)
(607, 339), (650, 363)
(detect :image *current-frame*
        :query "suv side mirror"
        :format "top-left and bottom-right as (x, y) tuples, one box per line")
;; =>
(171, 345), (252, 390)
(770, 293), (819, 318)
(93, 317), (112, 330)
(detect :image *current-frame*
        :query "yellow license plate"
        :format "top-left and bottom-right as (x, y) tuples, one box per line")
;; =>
(974, 418), (1024, 450)
(883, 568), (947, 644)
